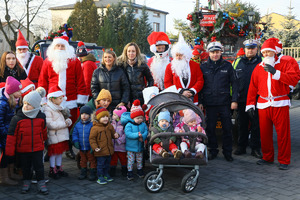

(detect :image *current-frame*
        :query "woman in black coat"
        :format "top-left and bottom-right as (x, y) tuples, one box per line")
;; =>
(91, 49), (130, 111)
(118, 42), (154, 106)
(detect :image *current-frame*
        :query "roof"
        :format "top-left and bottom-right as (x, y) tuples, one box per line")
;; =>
(49, 0), (168, 14)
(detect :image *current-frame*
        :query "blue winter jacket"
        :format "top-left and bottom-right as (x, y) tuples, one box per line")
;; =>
(0, 88), (16, 149)
(121, 112), (148, 153)
(72, 119), (93, 151)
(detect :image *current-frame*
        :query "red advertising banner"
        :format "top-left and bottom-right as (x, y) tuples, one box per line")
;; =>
(200, 14), (216, 27)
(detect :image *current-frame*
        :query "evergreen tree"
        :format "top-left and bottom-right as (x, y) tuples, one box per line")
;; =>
(68, 0), (100, 43)
(136, 5), (152, 56)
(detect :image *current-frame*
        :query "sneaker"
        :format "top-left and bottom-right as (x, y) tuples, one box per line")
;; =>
(279, 164), (289, 170)
(195, 151), (204, 159)
(127, 171), (134, 181)
(104, 174), (113, 182)
(21, 180), (31, 194)
(256, 159), (273, 165)
(137, 169), (144, 178)
(37, 180), (48, 195)
(56, 166), (68, 177)
(184, 150), (192, 158)
(97, 176), (107, 185)
(174, 150), (182, 159)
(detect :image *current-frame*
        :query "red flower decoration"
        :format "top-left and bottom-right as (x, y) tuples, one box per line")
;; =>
(187, 14), (193, 21)
(211, 36), (217, 42)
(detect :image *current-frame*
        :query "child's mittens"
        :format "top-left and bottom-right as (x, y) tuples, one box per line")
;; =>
(65, 118), (72, 127)
(74, 142), (80, 149)
(95, 148), (101, 152)
(114, 133), (119, 139)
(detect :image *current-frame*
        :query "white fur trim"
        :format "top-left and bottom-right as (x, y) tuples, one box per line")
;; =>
(47, 91), (64, 99)
(150, 44), (156, 54)
(267, 72), (272, 98)
(77, 94), (89, 104)
(156, 41), (169, 45)
(61, 100), (77, 109)
(16, 46), (29, 49)
(261, 48), (276, 53)
(272, 70), (281, 80)
(21, 84), (35, 93)
(245, 105), (255, 112)
(24, 55), (35, 75)
(257, 99), (290, 109)
(190, 88), (197, 95)
(52, 38), (69, 48)
(58, 70), (67, 94)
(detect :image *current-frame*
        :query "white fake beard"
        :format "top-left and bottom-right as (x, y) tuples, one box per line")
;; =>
(150, 57), (169, 90)
(171, 58), (189, 79)
(16, 51), (30, 67)
(51, 50), (68, 74)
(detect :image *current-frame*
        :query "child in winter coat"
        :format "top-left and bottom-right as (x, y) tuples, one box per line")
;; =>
(0, 76), (23, 185)
(175, 109), (206, 159)
(121, 100), (148, 181)
(151, 109), (182, 159)
(72, 105), (97, 181)
(6, 89), (48, 194)
(89, 107), (119, 185)
(110, 106), (127, 177)
(44, 86), (72, 179)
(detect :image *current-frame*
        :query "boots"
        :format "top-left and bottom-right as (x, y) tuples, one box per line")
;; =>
(48, 167), (59, 179)
(195, 151), (204, 159)
(184, 150), (192, 158)
(121, 166), (127, 177)
(88, 168), (97, 181)
(78, 168), (87, 180)
(1, 167), (18, 185)
(109, 166), (116, 177)
(21, 180), (31, 194)
(37, 180), (48, 195)
(56, 166), (68, 177)
(8, 164), (22, 181)
(159, 149), (169, 158)
(173, 149), (183, 159)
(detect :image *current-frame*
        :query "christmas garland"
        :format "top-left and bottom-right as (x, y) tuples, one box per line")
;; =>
(44, 23), (73, 40)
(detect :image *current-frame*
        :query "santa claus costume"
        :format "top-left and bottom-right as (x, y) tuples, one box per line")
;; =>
(16, 30), (43, 88)
(164, 33), (204, 105)
(38, 36), (89, 126)
(246, 38), (300, 169)
(147, 32), (172, 91)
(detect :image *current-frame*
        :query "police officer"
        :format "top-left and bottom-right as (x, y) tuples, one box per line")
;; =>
(199, 41), (238, 162)
(233, 39), (262, 158)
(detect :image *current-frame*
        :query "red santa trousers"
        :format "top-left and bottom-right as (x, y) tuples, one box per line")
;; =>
(153, 143), (179, 155)
(258, 106), (291, 164)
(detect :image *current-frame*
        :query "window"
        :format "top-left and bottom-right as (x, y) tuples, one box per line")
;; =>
(153, 12), (160, 17)
(153, 23), (160, 32)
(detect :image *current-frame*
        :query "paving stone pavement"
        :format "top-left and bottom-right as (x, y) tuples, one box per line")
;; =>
(1, 101), (300, 199)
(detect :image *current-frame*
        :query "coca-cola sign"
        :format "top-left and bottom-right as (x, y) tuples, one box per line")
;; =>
(200, 14), (216, 27)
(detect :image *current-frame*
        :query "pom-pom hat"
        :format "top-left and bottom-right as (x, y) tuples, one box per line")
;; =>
(76, 41), (88, 57)
(5, 76), (22, 95)
(47, 85), (65, 99)
(96, 107), (109, 121)
(130, 99), (144, 119)
(16, 30), (28, 49)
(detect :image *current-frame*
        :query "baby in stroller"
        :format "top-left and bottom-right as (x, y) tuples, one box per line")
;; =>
(175, 109), (206, 159)
(150, 109), (182, 159)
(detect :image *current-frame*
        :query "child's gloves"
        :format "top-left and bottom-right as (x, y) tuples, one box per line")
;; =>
(74, 142), (80, 149)
(65, 118), (72, 127)
(95, 148), (101, 152)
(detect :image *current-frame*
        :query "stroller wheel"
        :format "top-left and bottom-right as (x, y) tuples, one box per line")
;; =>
(144, 171), (164, 193)
(181, 171), (198, 193)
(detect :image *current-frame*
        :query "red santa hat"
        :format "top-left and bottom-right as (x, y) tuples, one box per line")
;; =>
(16, 30), (28, 49)
(192, 49), (200, 56)
(21, 78), (35, 97)
(52, 35), (69, 48)
(236, 48), (245, 56)
(130, 99), (144, 119)
(261, 39), (276, 53)
(47, 85), (65, 99)
(147, 32), (171, 54)
(268, 38), (282, 54)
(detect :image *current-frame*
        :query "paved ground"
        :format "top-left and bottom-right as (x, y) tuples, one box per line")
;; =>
(1, 101), (300, 199)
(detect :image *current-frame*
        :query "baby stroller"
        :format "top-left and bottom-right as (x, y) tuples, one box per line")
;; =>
(144, 92), (208, 193)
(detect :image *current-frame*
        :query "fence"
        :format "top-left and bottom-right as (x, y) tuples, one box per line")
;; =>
(282, 47), (300, 61)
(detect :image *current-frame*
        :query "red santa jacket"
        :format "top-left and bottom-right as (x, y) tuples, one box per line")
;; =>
(82, 60), (97, 97)
(38, 58), (89, 109)
(21, 54), (43, 88)
(246, 55), (300, 110)
(5, 109), (47, 156)
(164, 60), (204, 104)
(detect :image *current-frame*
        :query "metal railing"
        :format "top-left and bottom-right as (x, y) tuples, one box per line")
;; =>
(282, 47), (300, 61)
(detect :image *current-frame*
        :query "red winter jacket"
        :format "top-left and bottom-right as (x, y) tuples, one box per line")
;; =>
(5, 108), (47, 156)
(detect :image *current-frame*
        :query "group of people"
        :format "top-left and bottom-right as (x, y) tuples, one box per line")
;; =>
(0, 28), (299, 195)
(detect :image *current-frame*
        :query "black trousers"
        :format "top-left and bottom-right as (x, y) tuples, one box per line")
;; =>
(237, 102), (261, 150)
(0, 148), (14, 168)
(19, 151), (44, 181)
(206, 105), (233, 156)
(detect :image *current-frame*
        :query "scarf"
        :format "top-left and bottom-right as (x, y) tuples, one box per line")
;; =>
(5, 66), (17, 78)
(127, 57), (137, 66)
(22, 107), (40, 118)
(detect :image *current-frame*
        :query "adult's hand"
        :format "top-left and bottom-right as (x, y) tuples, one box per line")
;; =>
(231, 102), (238, 110)
(247, 108), (255, 119)
(182, 90), (192, 97)
(198, 104), (204, 111)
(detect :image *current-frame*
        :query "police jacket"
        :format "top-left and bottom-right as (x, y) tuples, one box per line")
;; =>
(91, 64), (130, 110)
(234, 55), (262, 102)
(199, 57), (238, 106)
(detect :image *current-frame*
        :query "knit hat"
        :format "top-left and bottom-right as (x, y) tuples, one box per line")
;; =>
(5, 76), (22, 95)
(183, 109), (197, 124)
(96, 89), (112, 102)
(76, 41), (88, 57)
(236, 48), (245, 56)
(16, 29), (28, 49)
(130, 99), (144, 119)
(47, 85), (64, 99)
(96, 107), (109, 121)
(113, 106), (127, 118)
(21, 78), (35, 97)
(80, 105), (93, 115)
(22, 88), (45, 118)
(261, 39), (276, 53)
(158, 109), (171, 122)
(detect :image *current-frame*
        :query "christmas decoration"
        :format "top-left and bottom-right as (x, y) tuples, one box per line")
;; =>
(44, 23), (73, 41)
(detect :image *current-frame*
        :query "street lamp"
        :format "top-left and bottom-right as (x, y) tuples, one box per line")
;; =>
(248, 11), (255, 23)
